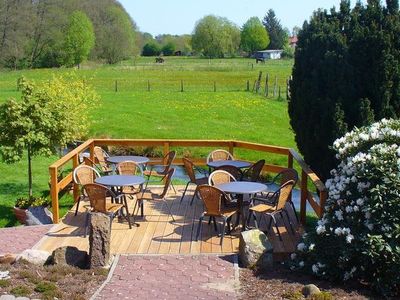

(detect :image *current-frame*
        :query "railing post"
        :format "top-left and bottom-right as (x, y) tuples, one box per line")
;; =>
(229, 141), (234, 156)
(49, 166), (59, 223)
(300, 170), (308, 226)
(319, 190), (327, 218)
(73, 153), (79, 203)
(90, 140), (95, 162)
(288, 150), (293, 169)
(163, 142), (170, 163)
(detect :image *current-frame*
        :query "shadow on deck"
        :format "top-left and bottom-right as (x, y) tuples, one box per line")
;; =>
(35, 186), (302, 261)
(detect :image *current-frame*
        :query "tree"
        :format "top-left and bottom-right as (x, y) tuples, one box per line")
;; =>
(263, 9), (288, 49)
(192, 15), (240, 58)
(142, 42), (161, 56)
(0, 75), (98, 197)
(63, 11), (95, 67)
(162, 42), (176, 56)
(240, 17), (270, 54)
(288, 0), (400, 180)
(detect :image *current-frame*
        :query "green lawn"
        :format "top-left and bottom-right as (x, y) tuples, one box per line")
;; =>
(0, 57), (296, 227)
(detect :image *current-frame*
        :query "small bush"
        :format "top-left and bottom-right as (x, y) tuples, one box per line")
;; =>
(18, 269), (41, 284)
(10, 285), (32, 296)
(0, 279), (10, 288)
(34, 281), (57, 293)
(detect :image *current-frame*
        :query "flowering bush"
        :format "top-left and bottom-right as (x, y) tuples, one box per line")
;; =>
(291, 119), (400, 297)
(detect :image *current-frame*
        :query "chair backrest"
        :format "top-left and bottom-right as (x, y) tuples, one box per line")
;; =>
(161, 151), (176, 173)
(160, 168), (175, 198)
(215, 165), (241, 180)
(272, 180), (295, 210)
(117, 161), (143, 176)
(83, 183), (115, 213)
(244, 159), (265, 182)
(183, 157), (196, 182)
(73, 165), (100, 186)
(196, 185), (225, 216)
(94, 146), (109, 172)
(208, 170), (236, 186)
(273, 168), (299, 186)
(206, 149), (234, 163)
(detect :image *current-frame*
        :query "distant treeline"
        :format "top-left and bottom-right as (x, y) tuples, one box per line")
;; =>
(0, 0), (137, 68)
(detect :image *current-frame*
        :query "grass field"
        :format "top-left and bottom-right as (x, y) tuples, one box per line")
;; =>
(0, 57), (295, 227)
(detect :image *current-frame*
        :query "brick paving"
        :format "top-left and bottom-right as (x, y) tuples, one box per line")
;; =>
(0, 225), (52, 255)
(95, 255), (238, 300)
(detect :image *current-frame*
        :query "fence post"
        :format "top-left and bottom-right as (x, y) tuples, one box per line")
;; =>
(265, 73), (269, 97)
(147, 80), (150, 92)
(180, 80), (184, 92)
(49, 166), (59, 224)
(246, 80), (250, 91)
(115, 80), (118, 92)
(319, 190), (328, 217)
(278, 86), (281, 99)
(214, 81), (216, 92)
(300, 170), (308, 225)
(273, 76), (277, 98)
(255, 71), (262, 93)
(73, 154), (79, 203)
(286, 77), (290, 100)
(228, 141), (234, 156)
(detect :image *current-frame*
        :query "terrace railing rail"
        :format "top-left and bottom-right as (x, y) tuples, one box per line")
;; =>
(49, 139), (327, 225)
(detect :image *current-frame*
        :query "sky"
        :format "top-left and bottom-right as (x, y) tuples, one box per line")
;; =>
(119, 0), (344, 36)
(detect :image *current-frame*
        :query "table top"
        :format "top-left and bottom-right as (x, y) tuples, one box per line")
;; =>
(216, 181), (267, 194)
(207, 160), (252, 169)
(106, 156), (150, 165)
(95, 175), (145, 187)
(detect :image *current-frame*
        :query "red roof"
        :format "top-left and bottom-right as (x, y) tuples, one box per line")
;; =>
(289, 36), (298, 45)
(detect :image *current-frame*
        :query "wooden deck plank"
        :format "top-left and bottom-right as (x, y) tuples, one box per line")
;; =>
(36, 185), (298, 257)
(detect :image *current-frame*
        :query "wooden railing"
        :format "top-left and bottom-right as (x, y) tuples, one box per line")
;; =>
(49, 139), (327, 224)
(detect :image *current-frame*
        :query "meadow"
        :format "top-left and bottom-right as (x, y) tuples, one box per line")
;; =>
(0, 57), (294, 227)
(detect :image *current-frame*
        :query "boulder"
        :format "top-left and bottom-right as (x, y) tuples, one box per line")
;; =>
(239, 229), (273, 270)
(16, 249), (50, 265)
(89, 212), (111, 268)
(0, 254), (16, 264)
(0, 270), (10, 280)
(302, 284), (321, 297)
(50, 246), (88, 269)
(25, 206), (53, 226)
(0, 295), (15, 300)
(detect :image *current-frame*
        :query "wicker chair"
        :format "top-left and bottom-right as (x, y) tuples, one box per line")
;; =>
(248, 180), (296, 241)
(93, 146), (112, 174)
(180, 158), (208, 205)
(206, 149), (234, 163)
(195, 185), (239, 245)
(215, 165), (241, 181)
(241, 159), (265, 182)
(83, 183), (131, 236)
(253, 168), (299, 222)
(143, 150), (176, 192)
(73, 165), (101, 216)
(135, 168), (176, 221)
(208, 170), (236, 186)
(116, 161), (143, 198)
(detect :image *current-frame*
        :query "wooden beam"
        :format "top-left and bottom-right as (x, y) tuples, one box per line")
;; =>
(49, 167), (59, 224)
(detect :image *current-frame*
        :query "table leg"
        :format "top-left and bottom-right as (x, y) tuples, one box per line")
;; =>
(239, 194), (246, 231)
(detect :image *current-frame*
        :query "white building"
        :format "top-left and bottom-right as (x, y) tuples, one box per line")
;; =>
(255, 49), (283, 60)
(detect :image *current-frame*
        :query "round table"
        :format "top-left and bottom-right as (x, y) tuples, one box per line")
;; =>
(106, 156), (149, 165)
(207, 160), (252, 169)
(95, 175), (145, 187)
(216, 181), (268, 231)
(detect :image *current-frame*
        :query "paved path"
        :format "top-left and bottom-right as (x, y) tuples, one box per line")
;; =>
(0, 225), (52, 255)
(95, 254), (238, 300)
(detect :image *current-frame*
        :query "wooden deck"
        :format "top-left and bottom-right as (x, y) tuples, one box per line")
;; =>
(35, 186), (302, 260)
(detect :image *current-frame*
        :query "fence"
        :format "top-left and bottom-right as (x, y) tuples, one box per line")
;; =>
(49, 139), (327, 225)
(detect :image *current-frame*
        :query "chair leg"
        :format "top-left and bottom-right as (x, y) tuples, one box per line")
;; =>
(289, 200), (299, 223)
(208, 216), (212, 225)
(272, 215), (282, 241)
(140, 200), (144, 217)
(283, 209), (295, 234)
(74, 197), (81, 216)
(220, 217), (227, 245)
(170, 181), (177, 194)
(212, 216), (218, 232)
(123, 196), (132, 229)
(196, 215), (204, 241)
(180, 182), (191, 203)
(163, 199), (176, 222)
(190, 188), (197, 206)
(227, 216), (232, 234)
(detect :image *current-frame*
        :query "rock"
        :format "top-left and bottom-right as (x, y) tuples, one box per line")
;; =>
(302, 284), (321, 297)
(16, 249), (50, 265)
(0, 254), (16, 264)
(239, 229), (273, 270)
(25, 206), (53, 225)
(15, 297), (30, 300)
(0, 295), (15, 300)
(0, 271), (10, 280)
(89, 212), (111, 268)
(50, 246), (88, 269)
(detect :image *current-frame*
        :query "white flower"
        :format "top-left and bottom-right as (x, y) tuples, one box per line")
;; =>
(299, 261), (305, 267)
(309, 244), (315, 251)
(316, 225), (326, 235)
(365, 212), (371, 219)
(367, 223), (374, 230)
(335, 210), (344, 221)
(342, 228), (351, 235)
(312, 264), (319, 274)
(346, 234), (354, 243)
(297, 243), (306, 252)
(353, 205), (359, 212)
(345, 206), (353, 213)
(291, 253), (297, 260)
(344, 271), (351, 280)
(334, 228), (343, 236)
